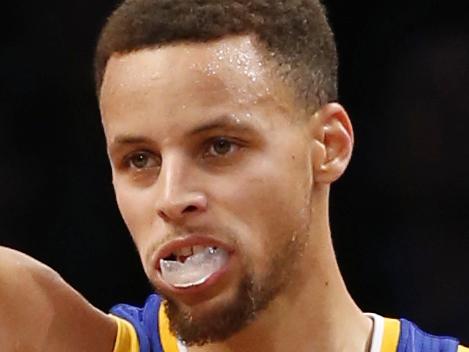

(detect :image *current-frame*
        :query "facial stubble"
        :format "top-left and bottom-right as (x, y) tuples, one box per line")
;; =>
(159, 227), (308, 346)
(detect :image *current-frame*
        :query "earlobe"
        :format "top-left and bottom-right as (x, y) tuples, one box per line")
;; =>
(312, 103), (354, 184)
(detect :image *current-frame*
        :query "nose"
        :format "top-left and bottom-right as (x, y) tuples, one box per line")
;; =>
(155, 155), (207, 223)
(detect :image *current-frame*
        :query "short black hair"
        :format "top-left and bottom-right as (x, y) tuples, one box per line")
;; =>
(95, 0), (338, 112)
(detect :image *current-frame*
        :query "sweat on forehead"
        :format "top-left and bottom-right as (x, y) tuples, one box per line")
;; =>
(94, 0), (337, 112)
(100, 35), (295, 117)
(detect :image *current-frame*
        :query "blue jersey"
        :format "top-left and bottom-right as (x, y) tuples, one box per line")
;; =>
(110, 295), (180, 352)
(109, 294), (468, 352)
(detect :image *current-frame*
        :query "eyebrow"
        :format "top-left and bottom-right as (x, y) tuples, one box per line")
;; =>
(111, 135), (154, 146)
(187, 114), (256, 136)
(109, 114), (256, 151)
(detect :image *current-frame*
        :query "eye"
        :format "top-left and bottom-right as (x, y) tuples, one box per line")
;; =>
(126, 151), (160, 170)
(206, 137), (238, 157)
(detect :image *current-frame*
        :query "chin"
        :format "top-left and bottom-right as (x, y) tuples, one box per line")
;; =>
(159, 274), (280, 346)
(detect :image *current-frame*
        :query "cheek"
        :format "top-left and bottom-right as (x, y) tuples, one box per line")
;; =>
(213, 153), (313, 270)
(113, 181), (155, 246)
(248, 175), (310, 258)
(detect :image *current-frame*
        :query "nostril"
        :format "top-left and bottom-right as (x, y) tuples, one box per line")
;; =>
(157, 194), (207, 221)
(183, 205), (198, 213)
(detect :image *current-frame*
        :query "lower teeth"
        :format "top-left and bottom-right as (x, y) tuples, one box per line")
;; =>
(160, 247), (229, 288)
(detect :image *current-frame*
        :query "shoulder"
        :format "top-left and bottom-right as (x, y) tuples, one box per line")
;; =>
(110, 294), (180, 352)
(378, 315), (467, 352)
(398, 318), (460, 352)
(0, 247), (117, 352)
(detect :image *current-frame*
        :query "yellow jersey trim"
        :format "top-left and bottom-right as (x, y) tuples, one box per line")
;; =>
(381, 318), (400, 352)
(110, 314), (140, 352)
(159, 303), (180, 352)
(110, 308), (467, 352)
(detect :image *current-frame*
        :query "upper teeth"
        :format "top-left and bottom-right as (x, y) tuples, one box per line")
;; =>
(171, 245), (212, 259)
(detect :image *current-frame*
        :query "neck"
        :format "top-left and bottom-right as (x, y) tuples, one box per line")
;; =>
(189, 190), (373, 352)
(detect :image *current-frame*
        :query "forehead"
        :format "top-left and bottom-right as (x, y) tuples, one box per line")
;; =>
(99, 35), (297, 138)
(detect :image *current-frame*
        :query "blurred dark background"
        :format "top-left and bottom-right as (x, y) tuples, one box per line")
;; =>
(1, 0), (468, 343)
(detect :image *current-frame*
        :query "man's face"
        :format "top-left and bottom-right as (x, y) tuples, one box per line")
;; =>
(100, 35), (318, 345)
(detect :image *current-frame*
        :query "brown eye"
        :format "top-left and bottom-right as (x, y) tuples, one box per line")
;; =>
(128, 151), (159, 169)
(210, 138), (234, 156)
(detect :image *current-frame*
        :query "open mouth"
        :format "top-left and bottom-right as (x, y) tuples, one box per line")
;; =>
(159, 245), (230, 289)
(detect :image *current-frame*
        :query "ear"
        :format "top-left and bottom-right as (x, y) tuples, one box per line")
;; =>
(310, 103), (354, 184)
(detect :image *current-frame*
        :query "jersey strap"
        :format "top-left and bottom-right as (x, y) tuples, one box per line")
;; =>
(382, 318), (401, 352)
(110, 315), (140, 352)
(110, 295), (165, 352)
(397, 319), (460, 352)
(158, 302), (180, 352)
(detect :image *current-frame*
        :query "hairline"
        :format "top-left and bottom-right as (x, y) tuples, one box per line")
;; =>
(98, 32), (318, 117)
